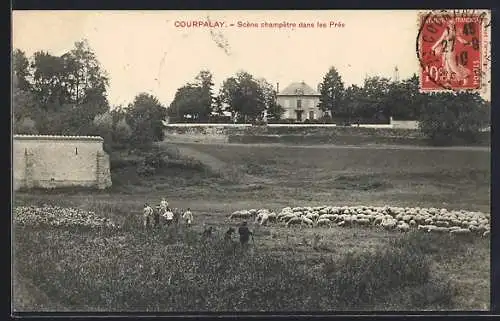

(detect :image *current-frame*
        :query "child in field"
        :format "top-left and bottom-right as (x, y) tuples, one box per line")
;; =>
(153, 207), (160, 227)
(182, 208), (194, 227)
(163, 207), (174, 228)
(143, 203), (154, 228)
(160, 197), (169, 211)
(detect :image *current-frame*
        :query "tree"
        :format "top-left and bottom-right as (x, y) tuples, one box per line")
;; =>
(257, 78), (284, 121)
(92, 112), (114, 149)
(18, 40), (110, 136)
(113, 117), (132, 145)
(126, 93), (167, 147)
(419, 92), (490, 145)
(12, 49), (32, 92)
(169, 85), (205, 122)
(318, 67), (345, 118)
(386, 74), (426, 120)
(342, 84), (365, 122)
(220, 71), (266, 122)
(361, 76), (391, 121)
(195, 70), (215, 121)
(168, 70), (215, 122)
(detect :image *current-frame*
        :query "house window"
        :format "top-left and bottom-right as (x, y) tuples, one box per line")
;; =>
(309, 111), (315, 120)
(75, 147), (78, 155)
(297, 99), (302, 109)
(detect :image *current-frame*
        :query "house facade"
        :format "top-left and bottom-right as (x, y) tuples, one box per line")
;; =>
(276, 81), (325, 122)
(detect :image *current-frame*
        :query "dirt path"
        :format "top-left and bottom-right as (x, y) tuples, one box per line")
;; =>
(155, 142), (272, 185)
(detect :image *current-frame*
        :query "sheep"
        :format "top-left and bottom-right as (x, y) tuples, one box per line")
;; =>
(286, 217), (303, 228)
(316, 218), (332, 227)
(280, 214), (298, 223)
(305, 212), (319, 221)
(267, 212), (277, 223)
(300, 216), (314, 227)
(373, 216), (384, 226)
(355, 218), (371, 226)
(255, 212), (270, 226)
(381, 218), (397, 230)
(229, 210), (254, 219)
(318, 214), (335, 221)
(450, 228), (471, 235)
(396, 222), (410, 232)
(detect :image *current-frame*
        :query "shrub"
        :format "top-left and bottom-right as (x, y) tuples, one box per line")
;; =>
(419, 92), (490, 146)
(113, 118), (132, 145)
(14, 117), (38, 134)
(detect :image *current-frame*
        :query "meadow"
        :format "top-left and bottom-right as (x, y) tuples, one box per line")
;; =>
(12, 142), (491, 312)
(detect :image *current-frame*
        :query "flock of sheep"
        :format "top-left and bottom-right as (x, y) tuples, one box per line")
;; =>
(14, 206), (117, 228)
(229, 205), (491, 237)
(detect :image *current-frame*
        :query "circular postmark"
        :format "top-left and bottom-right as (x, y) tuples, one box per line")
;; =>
(416, 9), (490, 93)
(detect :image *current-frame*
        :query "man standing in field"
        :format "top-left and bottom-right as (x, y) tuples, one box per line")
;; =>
(182, 208), (194, 227)
(143, 203), (154, 228)
(163, 207), (174, 228)
(238, 221), (253, 249)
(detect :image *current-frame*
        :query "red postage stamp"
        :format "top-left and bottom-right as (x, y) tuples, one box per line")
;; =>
(417, 10), (491, 93)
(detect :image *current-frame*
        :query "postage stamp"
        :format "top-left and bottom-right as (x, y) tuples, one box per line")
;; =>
(417, 9), (491, 93)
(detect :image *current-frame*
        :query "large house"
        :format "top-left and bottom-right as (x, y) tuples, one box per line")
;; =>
(276, 81), (326, 122)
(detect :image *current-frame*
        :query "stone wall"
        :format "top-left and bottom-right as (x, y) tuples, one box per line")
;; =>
(13, 135), (112, 191)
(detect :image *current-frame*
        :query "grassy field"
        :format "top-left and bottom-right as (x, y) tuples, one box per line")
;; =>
(12, 142), (491, 312)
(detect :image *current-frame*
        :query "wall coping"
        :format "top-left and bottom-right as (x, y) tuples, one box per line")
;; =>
(13, 134), (104, 142)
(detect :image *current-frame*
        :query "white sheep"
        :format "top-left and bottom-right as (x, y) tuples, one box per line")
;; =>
(381, 218), (397, 229)
(355, 218), (371, 226)
(318, 214), (335, 221)
(450, 228), (471, 235)
(316, 218), (332, 227)
(286, 217), (303, 227)
(396, 222), (410, 232)
(300, 216), (314, 227)
(229, 210), (254, 219)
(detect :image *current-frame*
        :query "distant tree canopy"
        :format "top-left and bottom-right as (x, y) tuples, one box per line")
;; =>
(168, 70), (214, 122)
(318, 66), (345, 118)
(13, 40), (110, 136)
(13, 39), (167, 150)
(126, 93), (168, 147)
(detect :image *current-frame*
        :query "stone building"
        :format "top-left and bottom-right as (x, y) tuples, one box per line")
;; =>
(276, 81), (327, 122)
(13, 135), (112, 191)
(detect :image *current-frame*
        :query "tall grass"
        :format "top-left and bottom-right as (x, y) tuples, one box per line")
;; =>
(14, 223), (461, 312)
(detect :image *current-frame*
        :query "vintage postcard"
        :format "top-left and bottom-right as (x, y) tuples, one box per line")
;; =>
(12, 10), (491, 314)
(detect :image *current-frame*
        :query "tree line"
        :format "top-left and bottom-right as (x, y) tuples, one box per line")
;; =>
(12, 40), (167, 151)
(170, 66), (490, 144)
(13, 39), (490, 147)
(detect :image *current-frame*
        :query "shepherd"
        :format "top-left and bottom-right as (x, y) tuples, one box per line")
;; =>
(238, 221), (254, 249)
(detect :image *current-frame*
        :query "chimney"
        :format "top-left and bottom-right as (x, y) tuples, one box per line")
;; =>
(276, 82), (280, 93)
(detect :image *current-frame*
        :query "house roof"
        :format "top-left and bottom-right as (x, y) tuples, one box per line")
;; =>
(278, 81), (319, 96)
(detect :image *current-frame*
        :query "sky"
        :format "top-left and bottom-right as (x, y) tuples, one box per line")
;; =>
(12, 10), (491, 107)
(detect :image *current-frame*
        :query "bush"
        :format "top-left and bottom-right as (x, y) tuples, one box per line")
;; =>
(419, 92), (490, 146)
(113, 118), (132, 145)
(14, 117), (38, 134)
